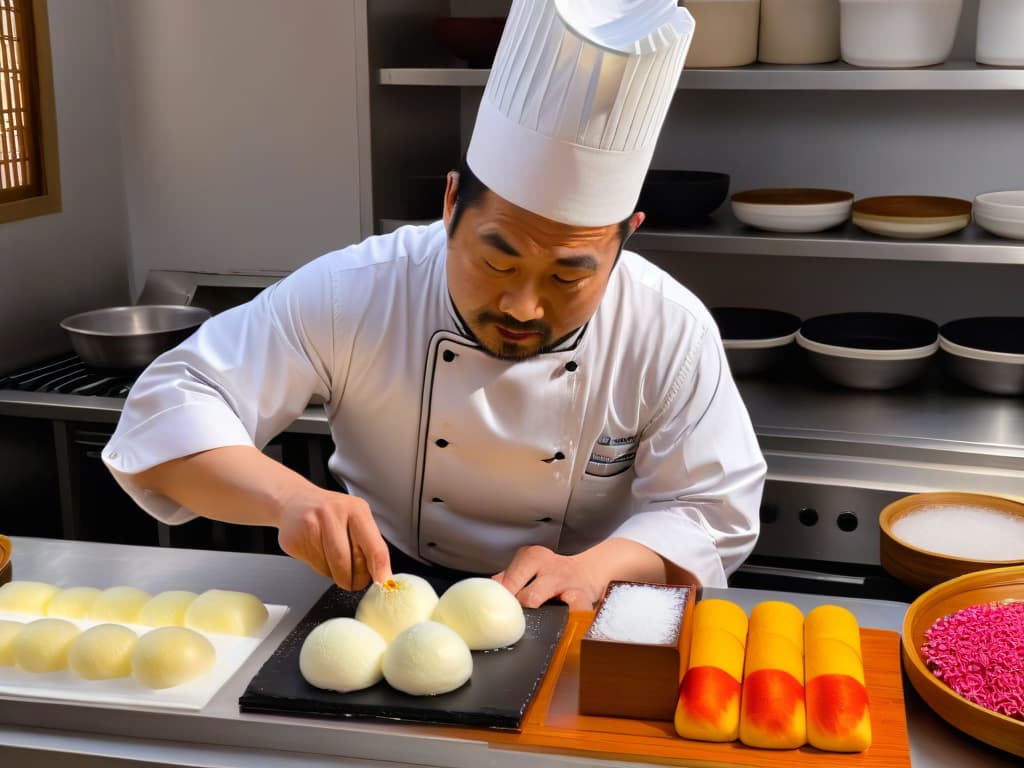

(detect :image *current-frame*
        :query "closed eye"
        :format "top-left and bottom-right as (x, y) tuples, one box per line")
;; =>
(553, 274), (586, 285)
(485, 260), (513, 274)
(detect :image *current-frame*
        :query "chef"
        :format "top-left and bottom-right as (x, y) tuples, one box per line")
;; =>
(103, 0), (766, 610)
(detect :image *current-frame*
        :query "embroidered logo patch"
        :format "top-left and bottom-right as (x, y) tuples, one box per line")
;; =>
(586, 434), (637, 477)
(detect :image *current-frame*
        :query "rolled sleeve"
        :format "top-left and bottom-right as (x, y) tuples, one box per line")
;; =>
(103, 257), (335, 525)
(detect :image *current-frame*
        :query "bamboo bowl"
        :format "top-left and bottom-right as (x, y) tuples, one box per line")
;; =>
(0, 534), (11, 586)
(879, 492), (1024, 592)
(901, 565), (1024, 757)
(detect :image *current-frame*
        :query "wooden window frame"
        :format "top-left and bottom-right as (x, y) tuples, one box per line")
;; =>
(0, 0), (60, 224)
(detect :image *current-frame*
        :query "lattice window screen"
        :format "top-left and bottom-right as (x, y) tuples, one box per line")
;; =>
(0, 0), (39, 203)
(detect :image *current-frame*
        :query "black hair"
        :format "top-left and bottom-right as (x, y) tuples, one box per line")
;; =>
(447, 160), (634, 248)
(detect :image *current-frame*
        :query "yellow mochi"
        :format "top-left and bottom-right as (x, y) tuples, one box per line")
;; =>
(140, 590), (199, 627)
(132, 627), (216, 689)
(0, 580), (59, 615)
(0, 619), (25, 665)
(46, 586), (102, 619)
(90, 586), (152, 623)
(184, 589), (268, 636)
(69, 624), (138, 680)
(14, 618), (80, 673)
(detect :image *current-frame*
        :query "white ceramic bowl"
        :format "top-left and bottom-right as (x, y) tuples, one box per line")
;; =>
(840, 0), (964, 68)
(973, 190), (1024, 218)
(974, 211), (1024, 241)
(976, 0), (1024, 66)
(730, 188), (853, 233)
(851, 196), (972, 240)
(852, 213), (970, 239)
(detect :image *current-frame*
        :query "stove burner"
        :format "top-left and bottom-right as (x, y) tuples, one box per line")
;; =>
(0, 355), (136, 398)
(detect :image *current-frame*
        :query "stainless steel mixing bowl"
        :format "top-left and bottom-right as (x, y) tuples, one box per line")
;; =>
(59, 305), (211, 371)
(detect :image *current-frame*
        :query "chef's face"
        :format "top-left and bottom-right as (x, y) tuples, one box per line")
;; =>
(443, 171), (643, 361)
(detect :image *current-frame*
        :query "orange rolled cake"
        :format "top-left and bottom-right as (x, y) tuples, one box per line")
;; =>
(675, 598), (748, 742)
(739, 601), (807, 749)
(804, 605), (872, 752)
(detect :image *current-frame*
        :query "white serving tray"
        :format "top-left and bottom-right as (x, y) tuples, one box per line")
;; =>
(0, 604), (288, 711)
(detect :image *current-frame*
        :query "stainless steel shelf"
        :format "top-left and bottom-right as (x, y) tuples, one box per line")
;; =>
(633, 211), (1024, 263)
(379, 61), (1024, 90)
(379, 215), (1024, 264)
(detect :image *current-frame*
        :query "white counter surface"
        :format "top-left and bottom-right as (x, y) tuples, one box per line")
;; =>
(0, 537), (1017, 767)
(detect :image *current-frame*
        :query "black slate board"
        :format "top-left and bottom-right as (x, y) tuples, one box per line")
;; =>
(239, 580), (568, 730)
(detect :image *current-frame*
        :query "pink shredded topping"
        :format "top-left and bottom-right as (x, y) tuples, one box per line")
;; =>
(921, 600), (1024, 721)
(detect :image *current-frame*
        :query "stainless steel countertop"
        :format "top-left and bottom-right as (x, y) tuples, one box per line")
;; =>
(0, 537), (1018, 768)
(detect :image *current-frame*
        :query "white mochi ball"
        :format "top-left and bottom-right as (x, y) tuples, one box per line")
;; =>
(184, 589), (268, 636)
(90, 586), (152, 623)
(46, 586), (102, 619)
(13, 618), (80, 673)
(299, 617), (387, 693)
(355, 574), (439, 642)
(382, 621), (473, 696)
(0, 619), (25, 666)
(432, 578), (526, 650)
(68, 624), (138, 680)
(131, 627), (216, 689)
(140, 590), (199, 627)
(0, 580), (59, 614)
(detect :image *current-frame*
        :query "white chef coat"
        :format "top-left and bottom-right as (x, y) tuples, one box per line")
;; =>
(103, 221), (766, 587)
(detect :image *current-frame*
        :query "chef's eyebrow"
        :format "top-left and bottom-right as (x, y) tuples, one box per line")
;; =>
(480, 232), (598, 271)
(481, 231), (519, 256)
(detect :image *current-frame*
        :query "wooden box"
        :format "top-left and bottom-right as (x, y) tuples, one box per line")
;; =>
(578, 580), (696, 721)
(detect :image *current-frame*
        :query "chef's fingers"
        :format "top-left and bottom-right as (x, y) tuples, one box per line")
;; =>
(347, 506), (393, 585)
(558, 588), (592, 611)
(494, 545), (546, 597)
(348, 543), (371, 592)
(320, 508), (356, 590)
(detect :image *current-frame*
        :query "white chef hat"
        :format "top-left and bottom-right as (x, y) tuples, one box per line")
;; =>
(466, 0), (695, 227)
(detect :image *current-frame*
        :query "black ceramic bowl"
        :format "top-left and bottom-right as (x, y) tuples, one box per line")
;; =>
(711, 307), (801, 377)
(797, 312), (939, 390)
(939, 317), (1024, 395)
(637, 170), (730, 227)
(432, 17), (506, 68)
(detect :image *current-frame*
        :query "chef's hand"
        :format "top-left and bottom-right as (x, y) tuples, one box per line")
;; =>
(276, 487), (392, 592)
(494, 537), (695, 610)
(493, 545), (603, 611)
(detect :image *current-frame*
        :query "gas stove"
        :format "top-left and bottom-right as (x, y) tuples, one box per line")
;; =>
(0, 354), (136, 398)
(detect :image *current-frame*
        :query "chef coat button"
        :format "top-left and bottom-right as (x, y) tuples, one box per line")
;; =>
(554, 451), (565, 461)
(442, 349), (456, 362)
(435, 438), (449, 448)
(107, 451), (118, 459)
(564, 361), (578, 372)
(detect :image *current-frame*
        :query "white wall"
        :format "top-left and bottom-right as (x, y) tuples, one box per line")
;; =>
(0, 0), (130, 370)
(112, 0), (365, 296)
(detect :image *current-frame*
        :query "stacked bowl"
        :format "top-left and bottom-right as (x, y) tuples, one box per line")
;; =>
(973, 191), (1024, 240)
(711, 307), (802, 377)
(939, 317), (1024, 395)
(797, 312), (939, 390)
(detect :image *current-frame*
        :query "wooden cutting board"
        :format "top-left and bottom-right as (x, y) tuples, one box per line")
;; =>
(419, 611), (911, 768)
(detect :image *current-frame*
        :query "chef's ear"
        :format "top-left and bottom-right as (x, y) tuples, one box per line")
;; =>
(443, 171), (460, 231)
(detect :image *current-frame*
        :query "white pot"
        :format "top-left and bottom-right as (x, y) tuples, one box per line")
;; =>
(839, 0), (964, 69)
(976, 0), (1024, 66)
(684, 0), (761, 68)
(758, 0), (840, 65)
